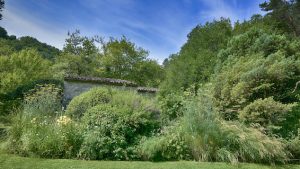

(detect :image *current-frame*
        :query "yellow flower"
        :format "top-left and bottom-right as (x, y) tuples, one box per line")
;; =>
(31, 118), (37, 123)
(56, 116), (72, 125)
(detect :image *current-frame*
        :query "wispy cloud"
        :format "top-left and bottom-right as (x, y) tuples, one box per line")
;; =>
(1, 3), (67, 49)
(198, 0), (265, 23)
(0, 0), (266, 63)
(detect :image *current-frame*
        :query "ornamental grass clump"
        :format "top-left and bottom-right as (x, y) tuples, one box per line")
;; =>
(6, 113), (83, 159)
(23, 84), (62, 116)
(182, 88), (288, 164)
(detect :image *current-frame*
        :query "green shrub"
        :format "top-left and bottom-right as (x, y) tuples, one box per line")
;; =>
(139, 122), (191, 161)
(23, 84), (62, 116)
(0, 79), (63, 115)
(159, 92), (184, 123)
(6, 113), (83, 159)
(286, 136), (300, 160)
(182, 88), (288, 164)
(65, 88), (112, 119)
(239, 97), (296, 135)
(111, 90), (160, 115)
(79, 104), (158, 160)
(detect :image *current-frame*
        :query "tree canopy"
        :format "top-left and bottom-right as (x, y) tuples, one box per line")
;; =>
(57, 31), (164, 87)
(0, 0), (4, 20)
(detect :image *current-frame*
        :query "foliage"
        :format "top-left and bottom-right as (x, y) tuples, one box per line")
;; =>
(5, 83), (82, 158)
(0, 79), (63, 116)
(278, 104), (300, 138)
(260, 0), (300, 36)
(233, 14), (275, 36)
(57, 31), (164, 87)
(2, 0), (300, 165)
(6, 113), (83, 159)
(159, 92), (184, 122)
(161, 18), (232, 93)
(129, 59), (164, 87)
(212, 29), (300, 137)
(0, 0), (4, 20)
(65, 88), (112, 119)
(5, 87), (160, 160)
(23, 84), (62, 116)
(0, 26), (8, 38)
(0, 49), (53, 95)
(0, 27), (60, 60)
(286, 135), (300, 160)
(0, 49), (56, 115)
(79, 104), (157, 160)
(181, 87), (288, 164)
(110, 89), (159, 114)
(239, 97), (296, 134)
(139, 122), (191, 161)
(66, 88), (159, 160)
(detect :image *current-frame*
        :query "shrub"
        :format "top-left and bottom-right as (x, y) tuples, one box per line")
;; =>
(239, 97), (296, 135)
(23, 84), (62, 116)
(182, 88), (288, 164)
(6, 113), (83, 159)
(79, 104), (158, 160)
(286, 136), (300, 160)
(111, 90), (159, 115)
(0, 79), (63, 115)
(65, 88), (112, 119)
(139, 122), (191, 161)
(159, 92), (184, 123)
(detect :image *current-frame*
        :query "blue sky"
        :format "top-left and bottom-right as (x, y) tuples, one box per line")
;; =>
(0, 0), (265, 63)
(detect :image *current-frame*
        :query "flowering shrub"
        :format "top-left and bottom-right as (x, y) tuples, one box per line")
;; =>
(6, 113), (83, 158)
(5, 88), (159, 160)
(56, 116), (72, 125)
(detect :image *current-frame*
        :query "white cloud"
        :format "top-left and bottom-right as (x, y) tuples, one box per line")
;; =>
(1, 4), (66, 49)
(198, 0), (264, 23)
(199, 0), (239, 21)
(0, 0), (265, 62)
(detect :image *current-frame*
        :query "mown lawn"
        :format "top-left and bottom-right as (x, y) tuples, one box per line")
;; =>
(1, 153), (300, 169)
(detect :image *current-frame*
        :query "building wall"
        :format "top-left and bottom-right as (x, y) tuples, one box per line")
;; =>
(63, 81), (138, 106)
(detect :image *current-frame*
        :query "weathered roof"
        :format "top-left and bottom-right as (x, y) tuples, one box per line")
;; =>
(137, 87), (159, 93)
(64, 75), (138, 87)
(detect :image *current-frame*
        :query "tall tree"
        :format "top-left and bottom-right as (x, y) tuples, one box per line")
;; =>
(0, 0), (4, 20)
(161, 19), (232, 94)
(212, 28), (300, 136)
(100, 36), (148, 80)
(260, 0), (300, 36)
(58, 31), (164, 87)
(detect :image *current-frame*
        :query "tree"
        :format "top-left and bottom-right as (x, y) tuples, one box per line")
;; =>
(260, 0), (300, 36)
(0, 27), (60, 60)
(100, 37), (147, 79)
(63, 30), (99, 56)
(130, 59), (164, 87)
(0, 49), (52, 94)
(58, 31), (164, 87)
(58, 30), (100, 77)
(161, 19), (232, 94)
(212, 29), (300, 136)
(0, 0), (4, 20)
(0, 26), (7, 38)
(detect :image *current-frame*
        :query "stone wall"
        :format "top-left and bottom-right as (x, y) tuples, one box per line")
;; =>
(63, 78), (158, 106)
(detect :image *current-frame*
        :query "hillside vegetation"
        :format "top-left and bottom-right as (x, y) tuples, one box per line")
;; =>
(0, 0), (300, 167)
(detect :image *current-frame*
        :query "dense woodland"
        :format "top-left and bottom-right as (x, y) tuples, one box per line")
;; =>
(0, 0), (300, 164)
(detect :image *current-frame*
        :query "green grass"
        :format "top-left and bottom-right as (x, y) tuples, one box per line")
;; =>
(1, 153), (300, 169)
